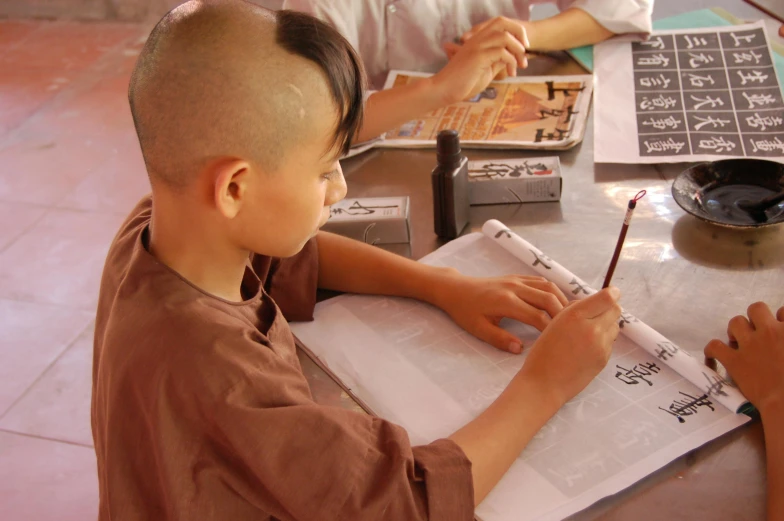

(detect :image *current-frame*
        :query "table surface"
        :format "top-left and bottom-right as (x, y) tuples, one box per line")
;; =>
(295, 2), (784, 520)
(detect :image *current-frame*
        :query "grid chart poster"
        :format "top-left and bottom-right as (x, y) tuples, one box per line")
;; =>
(594, 21), (784, 163)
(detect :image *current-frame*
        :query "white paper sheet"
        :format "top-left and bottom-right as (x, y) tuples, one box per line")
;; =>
(291, 224), (751, 521)
(594, 21), (784, 163)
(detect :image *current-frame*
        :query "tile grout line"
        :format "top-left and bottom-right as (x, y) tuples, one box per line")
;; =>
(0, 318), (95, 421)
(0, 205), (52, 256)
(0, 427), (94, 449)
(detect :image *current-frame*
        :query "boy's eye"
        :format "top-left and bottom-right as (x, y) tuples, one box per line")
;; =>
(321, 170), (338, 181)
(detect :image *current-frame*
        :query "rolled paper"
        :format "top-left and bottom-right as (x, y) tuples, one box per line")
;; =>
(482, 219), (750, 414)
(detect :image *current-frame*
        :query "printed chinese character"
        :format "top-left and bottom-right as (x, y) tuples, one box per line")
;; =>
(636, 54), (670, 68)
(692, 115), (732, 131)
(745, 112), (784, 131)
(742, 92), (776, 109)
(697, 136), (736, 153)
(736, 69), (768, 85)
(688, 52), (714, 68)
(685, 72), (715, 88)
(690, 94), (724, 110)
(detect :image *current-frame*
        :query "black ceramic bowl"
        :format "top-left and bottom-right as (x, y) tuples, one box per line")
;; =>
(672, 159), (784, 228)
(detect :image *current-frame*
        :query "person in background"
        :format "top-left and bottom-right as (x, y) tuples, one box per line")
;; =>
(705, 302), (784, 521)
(282, 0), (653, 143)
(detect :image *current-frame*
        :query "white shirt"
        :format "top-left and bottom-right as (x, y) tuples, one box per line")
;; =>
(282, 0), (653, 88)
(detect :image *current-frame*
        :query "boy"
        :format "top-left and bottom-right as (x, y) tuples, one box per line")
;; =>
(705, 302), (784, 521)
(282, 0), (653, 143)
(92, 1), (623, 519)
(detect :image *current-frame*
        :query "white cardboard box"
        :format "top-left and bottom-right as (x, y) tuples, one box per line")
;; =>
(468, 156), (562, 205)
(322, 196), (411, 244)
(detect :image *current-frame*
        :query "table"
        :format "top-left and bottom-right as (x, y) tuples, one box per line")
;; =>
(296, 2), (784, 519)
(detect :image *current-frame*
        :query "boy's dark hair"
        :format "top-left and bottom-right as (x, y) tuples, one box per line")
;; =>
(276, 10), (365, 156)
(127, 1), (365, 188)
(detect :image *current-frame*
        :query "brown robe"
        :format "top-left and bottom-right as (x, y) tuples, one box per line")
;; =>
(91, 196), (474, 521)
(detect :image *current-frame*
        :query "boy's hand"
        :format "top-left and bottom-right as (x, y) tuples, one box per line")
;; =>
(705, 302), (784, 418)
(434, 17), (529, 105)
(433, 273), (568, 354)
(518, 288), (622, 407)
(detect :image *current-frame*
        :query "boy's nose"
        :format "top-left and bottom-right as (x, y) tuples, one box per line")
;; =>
(326, 169), (347, 205)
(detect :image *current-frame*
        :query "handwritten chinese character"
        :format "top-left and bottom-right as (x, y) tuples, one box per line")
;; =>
(655, 342), (679, 361)
(703, 372), (730, 397)
(615, 362), (661, 386)
(618, 311), (638, 329)
(530, 250), (553, 270)
(659, 391), (715, 423)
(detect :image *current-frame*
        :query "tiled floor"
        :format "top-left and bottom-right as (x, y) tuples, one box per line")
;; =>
(0, 19), (148, 519)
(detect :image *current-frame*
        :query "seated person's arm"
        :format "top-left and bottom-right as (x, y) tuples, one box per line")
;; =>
(316, 231), (622, 504)
(355, 17), (528, 143)
(705, 303), (784, 521)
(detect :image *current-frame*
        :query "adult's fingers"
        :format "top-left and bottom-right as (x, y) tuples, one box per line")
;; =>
(704, 338), (738, 372)
(727, 314), (753, 345)
(570, 287), (621, 319)
(747, 301), (775, 329)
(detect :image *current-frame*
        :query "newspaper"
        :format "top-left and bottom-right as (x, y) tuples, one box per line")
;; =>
(344, 72), (593, 157)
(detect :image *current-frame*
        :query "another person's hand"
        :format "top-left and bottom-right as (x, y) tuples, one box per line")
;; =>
(433, 17), (528, 104)
(705, 302), (784, 417)
(519, 288), (622, 406)
(779, 24), (783, 38)
(432, 272), (568, 353)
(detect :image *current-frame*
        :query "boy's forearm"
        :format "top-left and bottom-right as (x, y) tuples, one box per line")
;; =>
(316, 231), (457, 305)
(449, 372), (563, 506)
(355, 77), (445, 143)
(762, 403), (784, 520)
(524, 8), (614, 51)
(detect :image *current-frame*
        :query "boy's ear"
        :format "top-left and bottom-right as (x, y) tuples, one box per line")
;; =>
(212, 158), (252, 219)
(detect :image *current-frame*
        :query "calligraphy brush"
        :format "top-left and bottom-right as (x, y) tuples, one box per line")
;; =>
(602, 190), (647, 289)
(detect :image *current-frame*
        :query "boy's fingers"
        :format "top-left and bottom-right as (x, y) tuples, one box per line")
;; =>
(778, 306), (784, 322)
(483, 16), (528, 49)
(496, 299), (551, 331)
(571, 287), (621, 319)
(473, 319), (523, 354)
(514, 286), (564, 319)
(747, 301), (775, 329)
(728, 314), (753, 345)
(704, 339), (738, 371)
(518, 278), (568, 306)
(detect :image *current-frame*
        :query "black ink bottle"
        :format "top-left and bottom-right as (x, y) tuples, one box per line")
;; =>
(432, 129), (469, 239)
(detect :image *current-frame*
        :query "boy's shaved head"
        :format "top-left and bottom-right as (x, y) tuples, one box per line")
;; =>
(129, 0), (364, 189)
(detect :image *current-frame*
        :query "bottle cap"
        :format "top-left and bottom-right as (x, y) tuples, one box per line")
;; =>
(436, 129), (461, 167)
